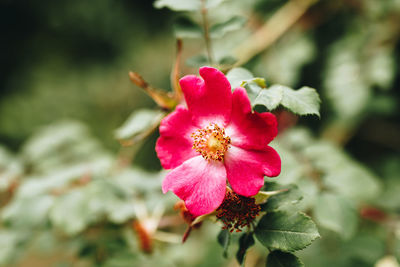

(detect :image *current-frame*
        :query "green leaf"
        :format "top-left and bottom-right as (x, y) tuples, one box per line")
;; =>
(261, 183), (303, 212)
(313, 193), (358, 240)
(226, 67), (254, 89)
(262, 33), (315, 87)
(366, 47), (395, 90)
(302, 141), (382, 202)
(217, 229), (231, 258)
(49, 190), (91, 235)
(2, 195), (54, 228)
(255, 211), (319, 252)
(266, 250), (304, 267)
(114, 109), (164, 141)
(210, 16), (247, 38)
(243, 81), (265, 103)
(21, 120), (102, 169)
(186, 54), (209, 67)
(342, 234), (385, 264)
(323, 166), (382, 202)
(323, 39), (370, 119)
(173, 17), (202, 38)
(0, 146), (22, 193)
(218, 56), (237, 66)
(205, 0), (225, 8)
(253, 85), (321, 117)
(236, 233), (255, 265)
(225, 67), (267, 102)
(154, 0), (223, 11)
(254, 189), (287, 205)
(154, 0), (201, 11)
(253, 85), (282, 110)
(0, 231), (26, 266)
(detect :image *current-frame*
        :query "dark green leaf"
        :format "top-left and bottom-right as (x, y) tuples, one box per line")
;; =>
(210, 16), (247, 38)
(236, 233), (255, 265)
(217, 229), (231, 258)
(254, 85), (321, 117)
(173, 17), (202, 39)
(266, 250), (304, 267)
(313, 193), (358, 240)
(255, 211), (319, 252)
(261, 183), (303, 212)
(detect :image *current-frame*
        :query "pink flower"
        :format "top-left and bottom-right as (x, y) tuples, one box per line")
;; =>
(156, 67), (281, 217)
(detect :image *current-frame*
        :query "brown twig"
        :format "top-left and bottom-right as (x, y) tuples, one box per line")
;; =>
(129, 72), (176, 110)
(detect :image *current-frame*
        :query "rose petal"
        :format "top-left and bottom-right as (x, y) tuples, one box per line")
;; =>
(156, 105), (198, 169)
(162, 156), (227, 216)
(179, 66), (232, 127)
(226, 87), (278, 150)
(224, 146), (281, 196)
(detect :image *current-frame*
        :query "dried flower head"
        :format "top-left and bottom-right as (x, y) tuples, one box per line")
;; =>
(216, 189), (261, 232)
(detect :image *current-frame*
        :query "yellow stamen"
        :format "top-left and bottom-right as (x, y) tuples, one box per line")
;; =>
(191, 123), (231, 161)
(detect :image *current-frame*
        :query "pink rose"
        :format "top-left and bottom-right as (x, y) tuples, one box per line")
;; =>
(156, 67), (281, 216)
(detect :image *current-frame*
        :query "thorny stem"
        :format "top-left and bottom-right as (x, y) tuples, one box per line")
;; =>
(201, 0), (214, 64)
(234, 0), (318, 67)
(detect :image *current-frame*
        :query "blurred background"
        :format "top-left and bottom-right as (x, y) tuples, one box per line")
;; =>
(0, 0), (399, 266)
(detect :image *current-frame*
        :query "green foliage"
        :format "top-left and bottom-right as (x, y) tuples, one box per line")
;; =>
(173, 17), (203, 39)
(313, 193), (358, 240)
(217, 229), (231, 258)
(273, 128), (384, 242)
(226, 67), (254, 89)
(255, 211), (320, 252)
(255, 32), (316, 87)
(154, 0), (224, 11)
(154, 0), (202, 11)
(254, 85), (321, 117)
(186, 54), (209, 67)
(261, 183), (303, 212)
(114, 109), (165, 141)
(226, 68), (320, 117)
(0, 147), (22, 193)
(1, 0), (399, 265)
(210, 16), (247, 38)
(267, 250), (304, 267)
(323, 28), (396, 121)
(236, 232), (255, 266)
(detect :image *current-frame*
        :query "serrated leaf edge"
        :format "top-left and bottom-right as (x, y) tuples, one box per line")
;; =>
(255, 212), (320, 252)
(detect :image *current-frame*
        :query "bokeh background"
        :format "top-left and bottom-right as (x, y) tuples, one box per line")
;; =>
(0, 0), (399, 266)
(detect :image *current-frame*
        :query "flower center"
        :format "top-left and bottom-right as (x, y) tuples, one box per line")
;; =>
(191, 123), (231, 161)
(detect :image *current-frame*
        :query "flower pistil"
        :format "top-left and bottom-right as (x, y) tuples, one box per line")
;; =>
(191, 123), (231, 161)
